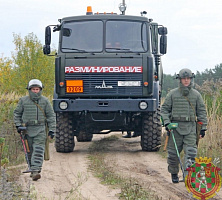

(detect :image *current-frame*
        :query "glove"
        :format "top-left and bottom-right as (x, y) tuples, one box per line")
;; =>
(200, 130), (206, 138)
(16, 126), (22, 134)
(165, 123), (170, 132)
(48, 131), (55, 139)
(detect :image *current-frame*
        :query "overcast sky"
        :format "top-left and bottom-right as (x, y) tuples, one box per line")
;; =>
(1, 0), (222, 75)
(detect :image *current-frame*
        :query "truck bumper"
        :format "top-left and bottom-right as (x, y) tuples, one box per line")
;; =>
(53, 98), (157, 112)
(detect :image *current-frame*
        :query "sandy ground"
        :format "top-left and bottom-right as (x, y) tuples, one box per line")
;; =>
(19, 133), (222, 200)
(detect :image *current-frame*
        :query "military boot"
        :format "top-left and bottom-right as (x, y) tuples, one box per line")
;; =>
(171, 174), (179, 183)
(122, 131), (131, 138)
(132, 132), (141, 137)
(32, 172), (41, 181)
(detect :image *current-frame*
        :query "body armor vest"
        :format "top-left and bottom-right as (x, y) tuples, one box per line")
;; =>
(171, 88), (197, 122)
(21, 96), (47, 125)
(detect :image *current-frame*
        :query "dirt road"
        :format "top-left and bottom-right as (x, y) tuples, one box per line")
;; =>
(20, 133), (222, 200)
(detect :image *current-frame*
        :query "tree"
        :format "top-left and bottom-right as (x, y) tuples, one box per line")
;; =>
(10, 33), (55, 96)
(0, 56), (13, 92)
(212, 64), (222, 80)
(162, 73), (177, 97)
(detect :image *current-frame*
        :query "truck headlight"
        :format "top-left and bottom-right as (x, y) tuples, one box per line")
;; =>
(139, 101), (148, 110)
(59, 101), (68, 110)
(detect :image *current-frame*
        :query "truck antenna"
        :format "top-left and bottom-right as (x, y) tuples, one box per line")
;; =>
(119, 0), (127, 15)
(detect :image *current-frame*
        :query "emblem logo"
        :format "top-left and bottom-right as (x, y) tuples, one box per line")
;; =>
(185, 157), (222, 200)
(95, 80), (113, 89)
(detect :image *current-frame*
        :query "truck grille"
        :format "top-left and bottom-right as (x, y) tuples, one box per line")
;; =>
(65, 73), (143, 96)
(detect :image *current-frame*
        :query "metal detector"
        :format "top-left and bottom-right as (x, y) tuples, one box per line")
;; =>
(167, 123), (185, 182)
(18, 127), (32, 173)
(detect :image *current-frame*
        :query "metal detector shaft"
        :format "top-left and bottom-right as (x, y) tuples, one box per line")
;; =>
(18, 127), (32, 173)
(171, 130), (185, 181)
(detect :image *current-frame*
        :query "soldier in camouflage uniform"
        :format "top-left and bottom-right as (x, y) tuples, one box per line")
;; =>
(14, 79), (56, 181)
(161, 68), (207, 183)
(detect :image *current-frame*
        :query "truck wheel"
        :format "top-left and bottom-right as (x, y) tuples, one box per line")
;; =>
(55, 112), (75, 152)
(141, 108), (162, 152)
(76, 131), (93, 142)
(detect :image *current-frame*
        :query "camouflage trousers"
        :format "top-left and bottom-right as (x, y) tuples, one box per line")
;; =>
(167, 129), (197, 175)
(26, 132), (46, 172)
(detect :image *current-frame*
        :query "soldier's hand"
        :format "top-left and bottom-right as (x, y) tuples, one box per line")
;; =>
(16, 126), (22, 134)
(165, 123), (170, 132)
(200, 130), (206, 138)
(48, 131), (55, 139)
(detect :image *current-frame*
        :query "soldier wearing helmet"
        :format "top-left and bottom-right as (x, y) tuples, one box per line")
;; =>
(178, 68), (194, 78)
(161, 68), (207, 183)
(14, 79), (56, 181)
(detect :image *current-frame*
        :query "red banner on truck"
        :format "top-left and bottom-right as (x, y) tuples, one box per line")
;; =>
(65, 66), (143, 73)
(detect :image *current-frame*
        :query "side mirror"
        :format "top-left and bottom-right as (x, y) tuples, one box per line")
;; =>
(43, 45), (51, 55)
(45, 26), (51, 45)
(160, 35), (167, 54)
(43, 26), (51, 55)
(158, 27), (168, 36)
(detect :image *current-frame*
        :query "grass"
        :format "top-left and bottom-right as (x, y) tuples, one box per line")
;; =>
(0, 167), (27, 200)
(88, 135), (160, 200)
(197, 114), (222, 174)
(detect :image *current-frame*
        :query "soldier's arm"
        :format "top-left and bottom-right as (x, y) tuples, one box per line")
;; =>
(14, 98), (24, 126)
(196, 93), (207, 130)
(160, 92), (173, 126)
(45, 99), (56, 132)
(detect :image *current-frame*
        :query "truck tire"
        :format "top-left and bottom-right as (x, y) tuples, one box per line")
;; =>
(76, 131), (93, 142)
(141, 107), (162, 152)
(55, 112), (75, 152)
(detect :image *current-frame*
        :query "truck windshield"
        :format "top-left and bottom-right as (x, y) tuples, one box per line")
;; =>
(61, 20), (148, 53)
(61, 21), (103, 53)
(106, 20), (148, 52)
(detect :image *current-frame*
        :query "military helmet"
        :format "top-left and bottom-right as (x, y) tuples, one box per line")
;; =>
(176, 68), (195, 79)
(27, 79), (43, 90)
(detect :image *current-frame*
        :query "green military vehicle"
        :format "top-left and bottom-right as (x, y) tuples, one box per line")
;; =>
(43, 2), (167, 153)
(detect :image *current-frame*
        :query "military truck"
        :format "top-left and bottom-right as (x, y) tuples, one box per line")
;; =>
(43, 2), (167, 153)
